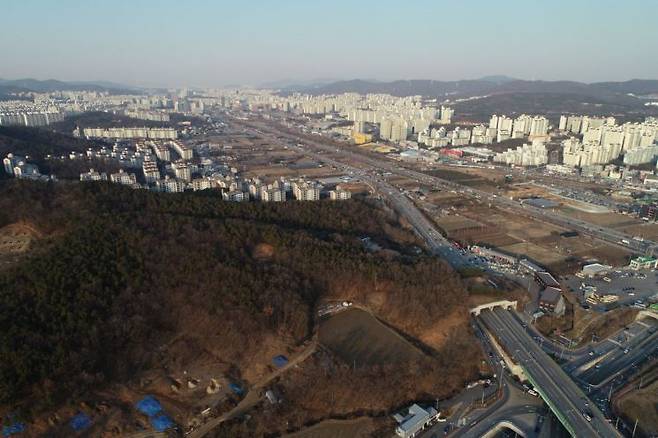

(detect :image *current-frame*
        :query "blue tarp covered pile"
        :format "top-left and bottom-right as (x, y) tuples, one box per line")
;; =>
(135, 396), (163, 417)
(272, 355), (289, 368)
(229, 383), (244, 395)
(2, 422), (26, 437)
(135, 396), (174, 432)
(70, 412), (92, 432)
(150, 414), (174, 432)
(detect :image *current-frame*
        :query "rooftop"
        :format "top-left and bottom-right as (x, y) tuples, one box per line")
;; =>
(540, 287), (563, 305)
(393, 404), (437, 434)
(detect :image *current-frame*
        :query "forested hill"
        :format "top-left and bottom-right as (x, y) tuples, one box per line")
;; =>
(0, 180), (467, 417)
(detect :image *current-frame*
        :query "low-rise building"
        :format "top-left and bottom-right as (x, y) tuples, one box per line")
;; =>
(629, 256), (658, 270)
(80, 168), (108, 182)
(393, 404), (439, 438)
(581, 263), (611, 277)
(539, 287), (566, 316)
(534, 271), (560, 289)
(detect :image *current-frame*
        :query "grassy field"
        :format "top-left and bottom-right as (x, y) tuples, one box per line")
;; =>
(319, 308), (425, 366)
(285, 417), (375, 438)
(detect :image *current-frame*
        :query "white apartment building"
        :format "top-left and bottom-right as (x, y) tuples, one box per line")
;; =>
(152, 143), (171, 161)
(3, 154), (23, 175)
(559, 116), (658, 167)
(156, 177), (185, 193)
(624, 145), (658, 165)
(83, 127), (178, 140)
(490, 114), (548, 142)
(190, 178), (214, 191)
(292, 181), (322, 201)
(171, 141), (193, 160)
(172, 161), (191, 182)
(142, 159), (160, 183)
(80, 168), (108, 181)
(110, 170), (137, 186)
(494, 142), (548, 166)
(329, 189), (352, 200)
(438, 106), (454, 124)
(260, 187), (286, 202)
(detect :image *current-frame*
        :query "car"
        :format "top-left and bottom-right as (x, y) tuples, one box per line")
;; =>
(589, 351), (595, 356)
(583, 411), (593, 422)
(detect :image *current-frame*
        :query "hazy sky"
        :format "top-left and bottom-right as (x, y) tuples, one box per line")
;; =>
(2, 0), (657, 88)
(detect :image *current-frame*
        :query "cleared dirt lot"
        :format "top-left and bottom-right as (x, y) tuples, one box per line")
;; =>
(428, 195), (632, 273)
(319, 308), (425, 366)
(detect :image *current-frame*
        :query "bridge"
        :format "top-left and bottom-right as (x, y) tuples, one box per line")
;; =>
(470, 300), (517, 316)
(477, 308), (620, 437)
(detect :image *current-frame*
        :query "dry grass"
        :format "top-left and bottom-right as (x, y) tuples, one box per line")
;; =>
(284, 417), (376, 438)
(616, 378), (658, 437)
(319, 308), (425, 366)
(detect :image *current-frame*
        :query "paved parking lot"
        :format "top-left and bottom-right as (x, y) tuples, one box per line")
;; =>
(563, 268), (658, 309)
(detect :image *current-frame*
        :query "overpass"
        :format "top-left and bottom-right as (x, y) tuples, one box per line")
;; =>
(470, 300), (517, 316)
(478, 308), (620, 438)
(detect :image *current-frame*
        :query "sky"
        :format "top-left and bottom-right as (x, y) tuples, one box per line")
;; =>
(1, 0), (657, 88)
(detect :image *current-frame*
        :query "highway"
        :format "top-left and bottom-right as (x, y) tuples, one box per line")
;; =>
(578, 330), (658, 387)
(246, 118), (657, 256)
(240, 122), (470, 269)
(479, 308), (620, 438)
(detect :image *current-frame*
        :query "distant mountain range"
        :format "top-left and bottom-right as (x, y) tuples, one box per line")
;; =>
(279, 78), (658, 108)
(0, 78), (141, 95)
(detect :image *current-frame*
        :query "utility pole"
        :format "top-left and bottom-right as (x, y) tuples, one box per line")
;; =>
(608, 385), (613, 402)
(632, 418), (638, 438)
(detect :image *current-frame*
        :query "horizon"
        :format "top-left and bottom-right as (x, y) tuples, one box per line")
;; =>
(2, 0), (658, 88)
(3, 75), (658, 91)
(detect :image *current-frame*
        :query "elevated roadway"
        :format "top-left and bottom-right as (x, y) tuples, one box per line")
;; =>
(478, 308), (620, 437)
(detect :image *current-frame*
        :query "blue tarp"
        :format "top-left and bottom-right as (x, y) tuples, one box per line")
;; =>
(272, 355), (289, 368)
(70, 413), (92, 431)
(2, 423), (26, 437)
(135, 396), (163, 417)
(229, 383), (244, 395)
(150, 414), (174, 432)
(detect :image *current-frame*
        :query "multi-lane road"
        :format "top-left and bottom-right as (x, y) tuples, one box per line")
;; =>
(240, 121), (470, 268)
(245, 118), (657, 256)
(479, 308), (620, 437)
(578, 330), (658, 387)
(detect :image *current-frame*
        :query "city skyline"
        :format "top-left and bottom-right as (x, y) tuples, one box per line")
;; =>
(2, 0), (658, 88)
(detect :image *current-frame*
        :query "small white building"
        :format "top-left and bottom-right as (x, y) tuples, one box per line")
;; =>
(393, 404), (439, 438)
(581, 263), (611, 277)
